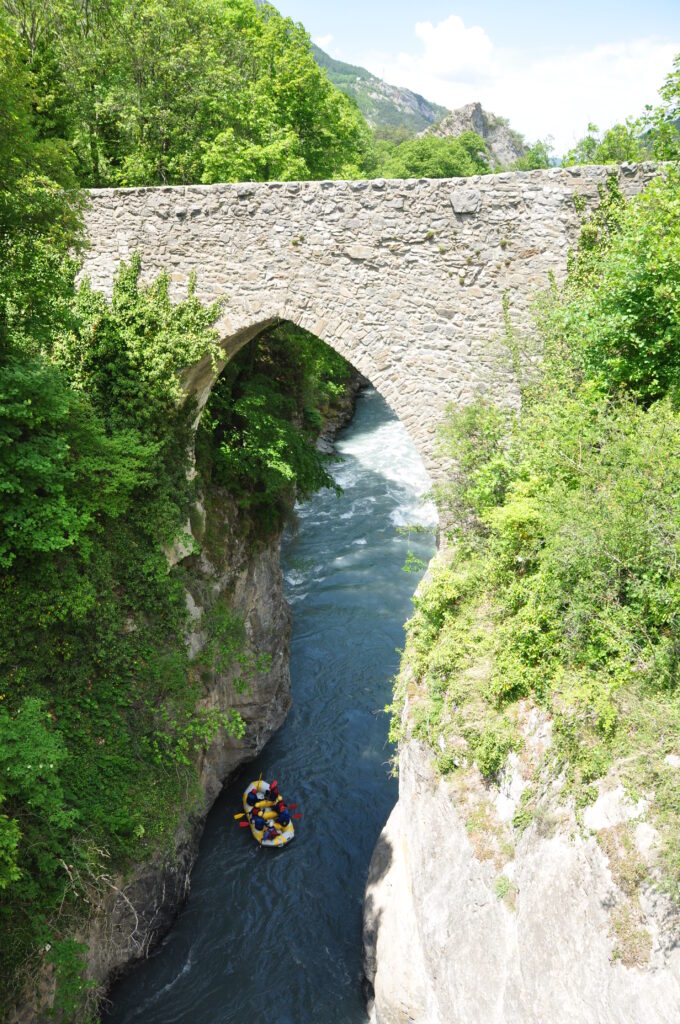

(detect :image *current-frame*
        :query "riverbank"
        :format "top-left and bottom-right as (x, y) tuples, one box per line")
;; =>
(362, 167), (680, 1022)
(364, 733), (680, 1024)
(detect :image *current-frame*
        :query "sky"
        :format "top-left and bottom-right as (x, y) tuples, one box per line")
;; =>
(272, 1), (680, 154)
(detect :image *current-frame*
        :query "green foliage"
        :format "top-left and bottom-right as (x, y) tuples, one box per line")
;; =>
(470, 720), (517, 780)
(196, 601), (271, 691)
(0, 805), (22, 890)
(196, 322), (351, 535)
(511, 138), (554, 170)
(432, 401), (513, 541)
(512, 790), (536, 833)
(563, 121), (648, 166)
(6, 0), (372, 186)
(494, 874), (513, 900)
(564, 53), (680, 165)
(373, 132), (490, 180)
(0, 697), (75, 849)
(0, 14), (82, 354)
(544, 168), (680, 405)
(0, 349), (153, 567)
(46, 939), (97, 1019)
(398, 524), (435, 574)
(55, 254), (223, 434)
(639, 54), (680, 160)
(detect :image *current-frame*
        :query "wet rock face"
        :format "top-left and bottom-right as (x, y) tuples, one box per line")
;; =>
(83, 820), (200, 996)
(201, 548), (293, 797)
(364, 742), (680, 1024)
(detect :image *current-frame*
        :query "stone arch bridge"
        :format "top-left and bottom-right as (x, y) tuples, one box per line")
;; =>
(81, 164), (658, 471)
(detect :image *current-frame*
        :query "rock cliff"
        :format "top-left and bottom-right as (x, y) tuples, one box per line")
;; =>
(364, 735), (680, 1023)
(83, 503), (293, 996)
(424, 101), (528, 168)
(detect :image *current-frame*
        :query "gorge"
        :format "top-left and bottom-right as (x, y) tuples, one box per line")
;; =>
(100, 386), (436, 1024)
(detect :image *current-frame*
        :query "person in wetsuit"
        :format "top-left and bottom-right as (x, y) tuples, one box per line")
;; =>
(275, 799), (291, 827)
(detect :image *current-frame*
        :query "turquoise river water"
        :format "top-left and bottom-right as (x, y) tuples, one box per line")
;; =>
(103, 388), (436, 1024)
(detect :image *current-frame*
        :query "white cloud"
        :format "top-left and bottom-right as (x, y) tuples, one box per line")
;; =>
(359, 16), (679, 155)
(314, 34), (334, 51)
(411, 16), (496, 80)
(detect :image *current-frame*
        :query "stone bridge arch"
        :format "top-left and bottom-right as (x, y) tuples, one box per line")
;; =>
(81, 164), (659, 473)
(178, 305), (423, 452)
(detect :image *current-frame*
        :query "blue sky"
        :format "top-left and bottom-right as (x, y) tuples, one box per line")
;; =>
(272, 1), (680, 154)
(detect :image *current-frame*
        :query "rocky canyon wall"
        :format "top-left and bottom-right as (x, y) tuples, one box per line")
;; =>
(364, 734), (680, 1023)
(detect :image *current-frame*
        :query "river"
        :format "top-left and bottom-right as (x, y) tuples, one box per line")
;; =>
(103, 387), (437, 1024)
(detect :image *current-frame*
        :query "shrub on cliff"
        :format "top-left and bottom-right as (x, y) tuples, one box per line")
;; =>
(398, 165), (680, 897)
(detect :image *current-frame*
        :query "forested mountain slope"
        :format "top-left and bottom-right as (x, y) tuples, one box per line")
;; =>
(311, 43), (448, 132)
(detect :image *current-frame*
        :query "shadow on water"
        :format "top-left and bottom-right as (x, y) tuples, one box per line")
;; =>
(102, 389), (435, 1024)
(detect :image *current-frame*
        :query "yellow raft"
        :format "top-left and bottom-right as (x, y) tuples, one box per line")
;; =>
(242, 780), (295, 848)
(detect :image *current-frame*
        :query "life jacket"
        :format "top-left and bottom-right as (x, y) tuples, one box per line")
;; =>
(246, 790), (258, 806)
(251, 815), (265, 831)
(276, 809), (291, 826)
(264, 827), (277, 841)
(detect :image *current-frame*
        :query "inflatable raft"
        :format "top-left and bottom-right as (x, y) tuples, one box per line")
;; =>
(242, 780), (295, 848)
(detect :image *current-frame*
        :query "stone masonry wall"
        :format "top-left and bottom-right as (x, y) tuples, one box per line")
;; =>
(81, 164), (659, 473)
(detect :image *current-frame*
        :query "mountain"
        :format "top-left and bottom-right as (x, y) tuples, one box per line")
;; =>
(422, 101), (528, 167)
(311, 44), (448, 133)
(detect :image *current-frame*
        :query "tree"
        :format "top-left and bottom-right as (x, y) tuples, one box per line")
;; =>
(512, 138), (553, 170)
(641, 53), (680, 159)
(0, 347), (153, 568)
(562, 121), (647, 166)
(542, 168), (680, 405)
(375, 131), (490, 179)
(564, 52), (680, 165)
(0, 13), (81, 352)
(4, 0), (372, 186)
